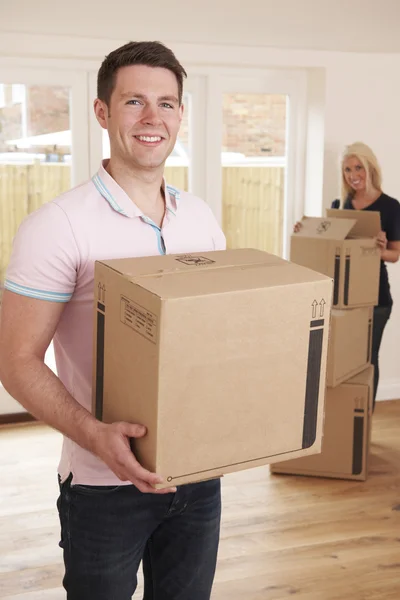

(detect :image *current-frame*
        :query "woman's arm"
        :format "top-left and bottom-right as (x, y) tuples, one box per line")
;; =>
(378, 234), (400, 263)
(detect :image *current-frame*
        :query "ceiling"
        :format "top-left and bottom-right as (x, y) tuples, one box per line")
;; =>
(2, 0), (400, 54)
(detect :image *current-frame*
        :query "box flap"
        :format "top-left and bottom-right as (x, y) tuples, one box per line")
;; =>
(346, 365), (374, 387)
(293, 216), (357, 240)
(326, 209), (381, 238)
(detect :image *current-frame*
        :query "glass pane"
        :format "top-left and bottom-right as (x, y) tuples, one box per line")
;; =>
(0, 83), (72, 291)
(102, 91), (190, 192)
(221, 93), (287, 256)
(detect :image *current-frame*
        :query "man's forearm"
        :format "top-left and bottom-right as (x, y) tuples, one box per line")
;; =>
(0, 356), (101, 452)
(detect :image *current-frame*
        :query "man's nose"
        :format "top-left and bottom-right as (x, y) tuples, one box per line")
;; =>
(142, 103), (161, 124)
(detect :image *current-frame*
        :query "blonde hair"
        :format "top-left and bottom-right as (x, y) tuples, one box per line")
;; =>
(340, 142), (382, 203)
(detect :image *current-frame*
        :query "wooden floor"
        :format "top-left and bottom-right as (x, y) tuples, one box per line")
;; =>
(1, 401), (400, 599)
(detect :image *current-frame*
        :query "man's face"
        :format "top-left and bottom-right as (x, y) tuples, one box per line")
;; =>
(95, 64), (183, 171)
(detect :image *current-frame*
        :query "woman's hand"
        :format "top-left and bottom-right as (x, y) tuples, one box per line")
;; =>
(376, 231), (388, 252)
(293, 221), (303, 233)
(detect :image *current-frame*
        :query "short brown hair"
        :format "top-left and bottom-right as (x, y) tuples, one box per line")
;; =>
(97, 41), (187, 106)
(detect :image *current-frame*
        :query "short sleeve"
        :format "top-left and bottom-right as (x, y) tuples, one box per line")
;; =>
(5, 202), (79, 303)
(385, 199), (400, 242)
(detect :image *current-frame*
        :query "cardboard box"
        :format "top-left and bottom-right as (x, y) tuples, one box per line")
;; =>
(270, 366), (374, 481)
(290, 209), (380, 309)
(92, 249), (333, 488)
(327, 307), (373, 387)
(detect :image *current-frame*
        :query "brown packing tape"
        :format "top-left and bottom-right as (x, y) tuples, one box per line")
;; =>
(127, 261), (289, 283)
(105, 258), (288, 282)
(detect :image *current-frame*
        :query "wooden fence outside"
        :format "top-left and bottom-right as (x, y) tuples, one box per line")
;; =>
(222, 165), (284, 256)
(0, 163), (284, 285)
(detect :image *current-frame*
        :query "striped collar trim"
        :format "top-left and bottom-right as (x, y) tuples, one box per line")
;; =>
(93, 160), (182, 218)
(92, 174), (128, 216)
(165, 183), (181, 216)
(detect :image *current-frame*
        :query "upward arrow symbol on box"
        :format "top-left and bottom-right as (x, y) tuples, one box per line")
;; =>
(311, 300), (318, 319)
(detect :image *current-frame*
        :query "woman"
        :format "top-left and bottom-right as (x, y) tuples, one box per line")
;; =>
(296, 142), (400, 409)
(341, 142), (400, 407)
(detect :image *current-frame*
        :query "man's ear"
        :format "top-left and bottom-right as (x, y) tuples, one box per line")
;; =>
(94, 98), (109, 129)
(179, 102), (184, 124)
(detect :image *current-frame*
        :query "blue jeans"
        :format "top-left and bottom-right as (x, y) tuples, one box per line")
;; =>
(371, 305), (392, 409)
(57, 474), (221, 600)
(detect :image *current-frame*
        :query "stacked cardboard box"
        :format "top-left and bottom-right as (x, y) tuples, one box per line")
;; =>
(271, 209), (381, 481)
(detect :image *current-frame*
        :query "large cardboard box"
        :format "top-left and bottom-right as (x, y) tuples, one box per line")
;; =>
(270, 366), (374, 481)
(92, 249), (333, 488)
(327, 307), (373, 387)
(291, 209), (380, 309)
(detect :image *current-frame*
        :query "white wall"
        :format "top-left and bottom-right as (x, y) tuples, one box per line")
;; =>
(318, 56), (400, 399)
(2, 0), (400, 54)
(0, 27), (399, 400)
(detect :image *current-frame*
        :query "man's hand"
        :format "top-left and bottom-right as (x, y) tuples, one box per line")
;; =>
(91, 421), (177, 494)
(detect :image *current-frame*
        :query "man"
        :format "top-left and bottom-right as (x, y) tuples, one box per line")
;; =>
(0, 41), (226, 600)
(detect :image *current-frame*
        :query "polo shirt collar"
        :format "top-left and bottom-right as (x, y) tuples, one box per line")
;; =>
(92, 159), (181, 219)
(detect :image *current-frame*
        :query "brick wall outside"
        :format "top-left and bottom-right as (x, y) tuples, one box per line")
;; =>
(28, 86), (69, 137)
(0, 85), (69, 154)
(178, 92), (286, 158)
(222, 93), (286, 157)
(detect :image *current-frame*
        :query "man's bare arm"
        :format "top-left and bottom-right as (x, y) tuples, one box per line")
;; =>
(0, 291), (175, 493)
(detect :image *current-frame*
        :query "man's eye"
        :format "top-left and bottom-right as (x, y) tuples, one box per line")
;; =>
(127, 100), (141, 105)
(161, 103), (173, 109)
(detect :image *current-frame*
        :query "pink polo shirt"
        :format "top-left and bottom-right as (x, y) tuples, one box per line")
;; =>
(5, 160), (226, 485)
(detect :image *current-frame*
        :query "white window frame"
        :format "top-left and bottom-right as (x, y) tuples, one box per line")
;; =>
(0, 83), (5, 108)
(0, 60), (90, 186)
(11, 83), (25, 105)
(188, 67), (307, 259)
